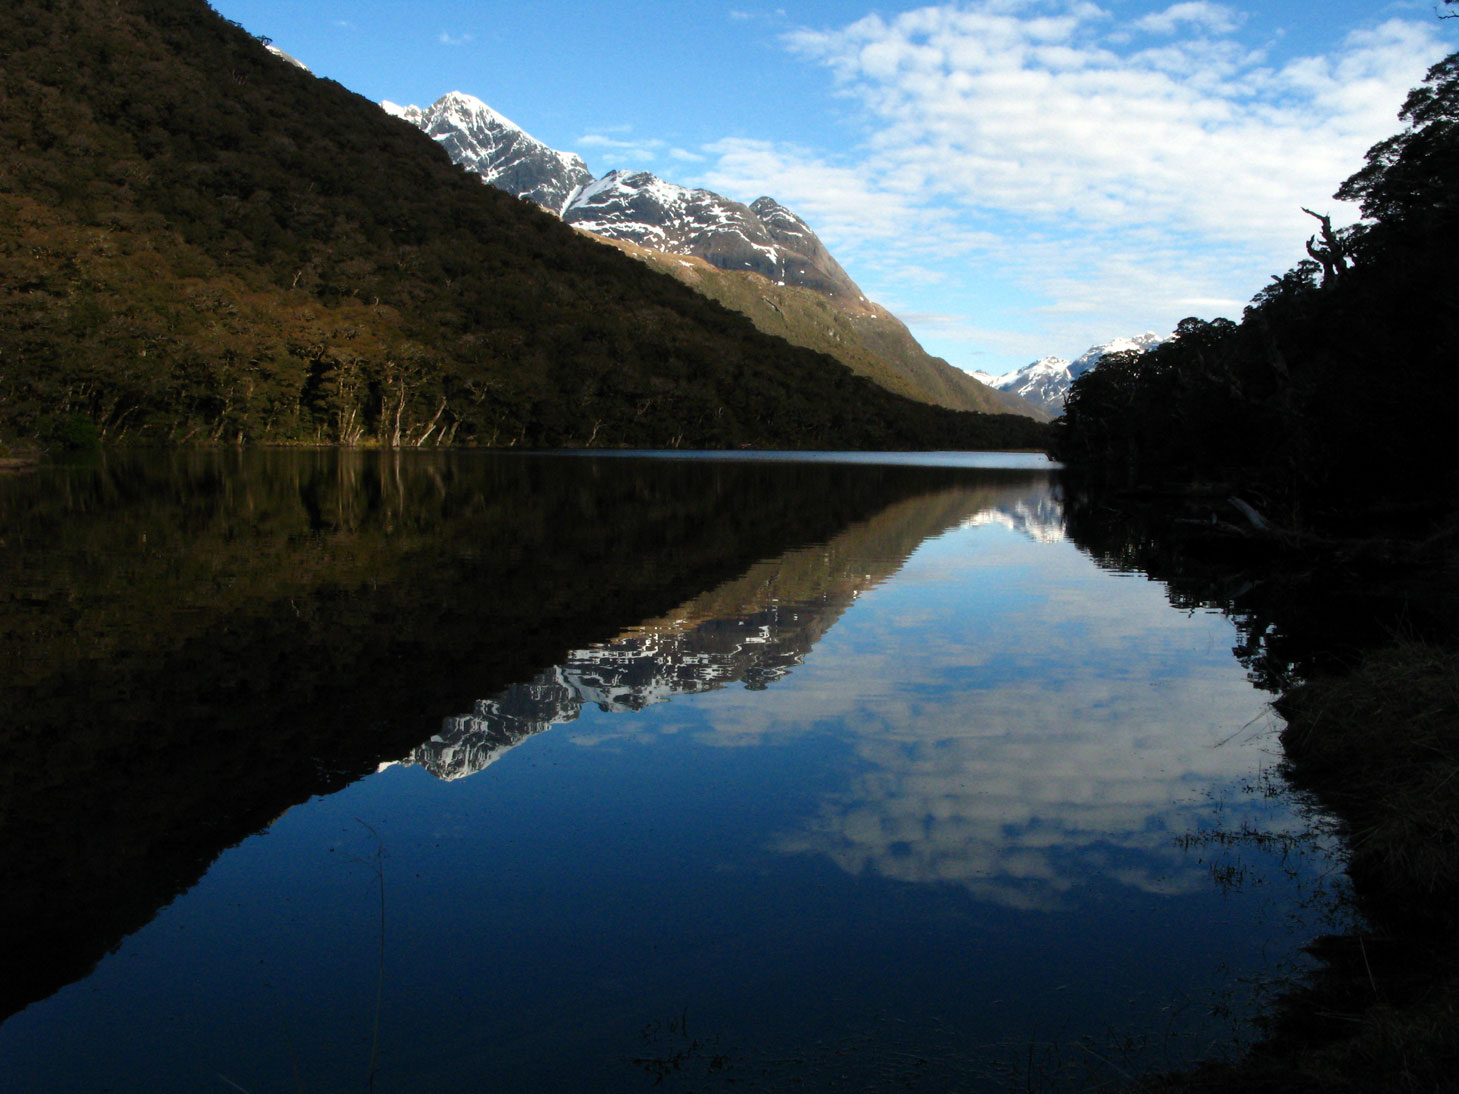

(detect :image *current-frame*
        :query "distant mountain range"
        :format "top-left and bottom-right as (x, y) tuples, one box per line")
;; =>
(971, 333), (1166, 417)
(384, 92), (1044, 421)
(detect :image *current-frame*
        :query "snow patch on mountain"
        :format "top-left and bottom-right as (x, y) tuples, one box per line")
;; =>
(383, 92), (866, 303)
(265, 44), (309, 72)
(385, 91), (594, 215)
(974, 332), (1166, 417)
(961, 496), (1066, 544)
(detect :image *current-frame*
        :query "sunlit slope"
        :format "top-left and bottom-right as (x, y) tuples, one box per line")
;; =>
(596, 237), (1049, 420)
(0, 0), (1047, 451)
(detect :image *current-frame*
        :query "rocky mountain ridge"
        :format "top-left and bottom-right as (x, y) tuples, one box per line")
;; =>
(383, 93), (594, 215)
(382, 91), (1045, 420)
(972, 332), (1166, 417)
(385, 92), (867, 306)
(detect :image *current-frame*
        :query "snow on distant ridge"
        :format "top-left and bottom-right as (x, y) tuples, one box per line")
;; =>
(976, 333), (1166, 417)
(265, 44), (310, 72)
(1069, 332), (1165, 378)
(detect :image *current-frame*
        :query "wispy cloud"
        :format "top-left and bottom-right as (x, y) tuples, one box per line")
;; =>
(690, 2), (1447, 363)
(729, 8), (788, 22)
(1132, 2), (1242, 36)
(437, 31), (473, 46)
(576, 132), (670, 169)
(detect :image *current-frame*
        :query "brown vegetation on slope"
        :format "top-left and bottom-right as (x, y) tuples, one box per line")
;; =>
(0, 0), (1049, 452)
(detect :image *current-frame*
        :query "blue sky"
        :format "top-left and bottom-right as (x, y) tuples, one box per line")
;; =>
(212, 1), (1456, 376)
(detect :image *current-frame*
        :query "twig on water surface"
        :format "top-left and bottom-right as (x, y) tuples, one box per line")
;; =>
(1073, 1039), (1137, 1082)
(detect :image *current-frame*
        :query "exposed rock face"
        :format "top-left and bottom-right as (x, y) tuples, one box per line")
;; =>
(383, 92), (866, 301)
(562, 172), (867, 303)
(382, 92), (594, 215)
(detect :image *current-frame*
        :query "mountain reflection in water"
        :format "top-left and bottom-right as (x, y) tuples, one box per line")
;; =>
(405, 475), (1320, 919)
(405, 485), (1063, 781)
(0, 451), (1349, 1093)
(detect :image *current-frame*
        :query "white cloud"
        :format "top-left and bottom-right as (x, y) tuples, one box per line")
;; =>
(698, 137), (926, 240)
(1132, 2), (1242, 36)
(576, 132), (668, 167)
(711, 1), (1448, 364)
(786, 8), (1440, 242)
(437, 31), (473, 46)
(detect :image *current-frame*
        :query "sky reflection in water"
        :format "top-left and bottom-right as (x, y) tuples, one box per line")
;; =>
(0, 460), (1348, 1093)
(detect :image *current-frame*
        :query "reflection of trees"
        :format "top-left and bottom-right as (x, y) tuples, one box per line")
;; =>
(1060, 483), (1459, 694)
(1058, 486), (1459, 1086)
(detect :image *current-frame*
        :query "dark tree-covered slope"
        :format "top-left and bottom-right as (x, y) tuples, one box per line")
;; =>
(0, 0), (1048, 451)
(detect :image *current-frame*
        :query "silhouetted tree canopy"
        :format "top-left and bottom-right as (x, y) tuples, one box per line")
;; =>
(1054, 49), (1459, 529)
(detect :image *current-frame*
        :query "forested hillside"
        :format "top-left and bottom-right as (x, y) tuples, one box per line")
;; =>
(1053, 50), (1458, 527)
(0, 0), (1048, 451)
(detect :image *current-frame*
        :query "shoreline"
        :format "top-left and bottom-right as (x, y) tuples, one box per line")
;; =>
(1090, 498), (1459, 1092)
(1139, 638), (1459, 1092)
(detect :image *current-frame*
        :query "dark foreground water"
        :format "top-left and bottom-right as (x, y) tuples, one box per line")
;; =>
(0, 450), (1349, 1092)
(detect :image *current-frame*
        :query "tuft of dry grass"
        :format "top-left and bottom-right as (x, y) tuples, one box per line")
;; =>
(1278, 641), (1459, 916)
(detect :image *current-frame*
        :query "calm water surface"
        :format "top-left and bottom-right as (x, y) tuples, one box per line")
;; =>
(0, 451), (1348, 1092)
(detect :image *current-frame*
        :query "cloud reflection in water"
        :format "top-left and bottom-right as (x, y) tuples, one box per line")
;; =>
(410, 475), (1319, 913)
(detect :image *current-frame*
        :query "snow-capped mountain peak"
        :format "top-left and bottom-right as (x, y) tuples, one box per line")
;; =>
(1068, 332), (1165, 378)
(384, 91), (594, 215)
(383, 92), (867, 304)
(976, 333), (1165, 417)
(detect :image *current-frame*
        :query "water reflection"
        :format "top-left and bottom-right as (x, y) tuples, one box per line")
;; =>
(0, 449), (1021, 1021)
(404, 473), (1327, 920)
(405, 482), (1059, 781)
(0, 451), (1348, 1093)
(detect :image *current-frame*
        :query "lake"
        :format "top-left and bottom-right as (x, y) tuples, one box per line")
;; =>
(0, 450), (1350, 1092)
